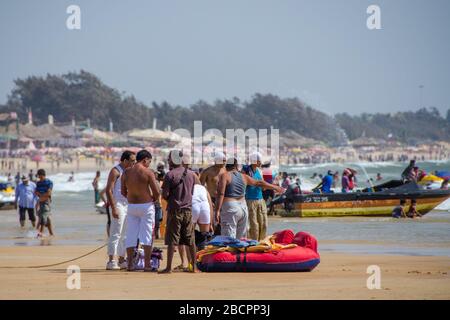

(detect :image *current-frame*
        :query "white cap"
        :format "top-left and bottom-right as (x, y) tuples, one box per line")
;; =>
(249, 152), (262, 164)
(213, 151), (226, 164)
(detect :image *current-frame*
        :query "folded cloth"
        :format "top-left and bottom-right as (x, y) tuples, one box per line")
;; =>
(197, 234), (297, 262)
(207, 236), (242, 246)
(206, 236), (258, 248)
(227, 239), (259, 248)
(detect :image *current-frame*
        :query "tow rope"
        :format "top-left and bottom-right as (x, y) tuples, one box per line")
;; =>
(0, 243), (107, 269)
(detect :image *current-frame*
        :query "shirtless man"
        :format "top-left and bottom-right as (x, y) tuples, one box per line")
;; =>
(199, 152), (226, 204)
(121, 150), (160, 272)
(92, 171), (101, 205)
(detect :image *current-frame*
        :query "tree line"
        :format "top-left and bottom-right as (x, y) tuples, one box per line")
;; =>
(1, 70), (449, 145)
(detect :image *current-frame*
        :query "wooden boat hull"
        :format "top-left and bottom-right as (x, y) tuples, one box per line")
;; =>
(275, 186), (450, 217)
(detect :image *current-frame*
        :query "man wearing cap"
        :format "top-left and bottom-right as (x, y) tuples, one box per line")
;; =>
(199, 151), (226, 205)
(14, 175), (37, 228)
(242, 152), (268, 241)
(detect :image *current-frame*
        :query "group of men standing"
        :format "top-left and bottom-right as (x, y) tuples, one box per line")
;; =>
(104, 149), (282, 273)
(104, 149), (199, 272)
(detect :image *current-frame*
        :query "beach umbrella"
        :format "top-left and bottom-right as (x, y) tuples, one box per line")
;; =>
(127, 129), (182, 142)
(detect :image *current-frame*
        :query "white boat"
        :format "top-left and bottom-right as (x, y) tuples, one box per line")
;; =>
(0, 181), (15, 209)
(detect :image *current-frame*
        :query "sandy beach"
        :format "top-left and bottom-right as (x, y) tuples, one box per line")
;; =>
(0, 242), (449, 300)
(1, 161), (449, 300)
(0, 157), (112, 176)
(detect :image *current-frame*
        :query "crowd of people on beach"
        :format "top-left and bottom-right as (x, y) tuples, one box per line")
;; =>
(97, 149), (283, 273)
(11, 149), (449, 273)
(283, 148), (450, 165)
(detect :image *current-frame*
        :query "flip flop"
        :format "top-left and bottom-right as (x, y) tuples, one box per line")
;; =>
(158, 269), (172, 274)
(182, 264), (194, 273)
(173, 264), (186, 271)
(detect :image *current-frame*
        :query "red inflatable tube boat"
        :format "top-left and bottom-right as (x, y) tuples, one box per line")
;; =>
(197, 230), (320, 272)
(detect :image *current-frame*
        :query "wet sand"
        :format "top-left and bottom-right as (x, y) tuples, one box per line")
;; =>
(0, 242), (449, 300)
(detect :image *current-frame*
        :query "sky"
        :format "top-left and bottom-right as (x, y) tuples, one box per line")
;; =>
(0, 0), (449, 116)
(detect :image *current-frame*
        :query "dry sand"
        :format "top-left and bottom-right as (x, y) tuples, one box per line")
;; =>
(1, 157), (110, 175)
(0, 242), (449, 300)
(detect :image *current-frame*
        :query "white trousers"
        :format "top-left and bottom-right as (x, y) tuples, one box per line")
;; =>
(107, 202), (127, 257)
(125, 202), (155, 248)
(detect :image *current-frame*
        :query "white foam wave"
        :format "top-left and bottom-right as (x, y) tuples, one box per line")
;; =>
(284, 163), (337, 171)
(48, 171), (108, 193)
(347, 162), (404, 168)
(299, 179), (319, 190)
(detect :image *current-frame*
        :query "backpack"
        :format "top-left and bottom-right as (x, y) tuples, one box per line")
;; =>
(195, 230), (214, 250)
(132, 246), (163, 271)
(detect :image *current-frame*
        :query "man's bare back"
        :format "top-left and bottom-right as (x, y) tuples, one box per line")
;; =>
(122, 163), (159, 204)
(200, 165), (225, 199)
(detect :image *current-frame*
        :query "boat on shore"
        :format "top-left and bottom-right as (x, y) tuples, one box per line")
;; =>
(0, 182), (15, 209)
(274, 180), (450, 217)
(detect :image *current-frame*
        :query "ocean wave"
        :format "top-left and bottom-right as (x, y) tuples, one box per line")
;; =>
(423, 160), (450, 164)
(49, 171), (108, 193)
(347, 162), (404, 168)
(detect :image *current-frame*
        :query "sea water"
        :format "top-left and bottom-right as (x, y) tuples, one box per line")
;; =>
(0, 161), (449, 256)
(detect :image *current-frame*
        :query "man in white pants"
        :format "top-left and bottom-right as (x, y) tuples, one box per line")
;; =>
(121, 150), (161, 272)
(105, 150), (136, 270)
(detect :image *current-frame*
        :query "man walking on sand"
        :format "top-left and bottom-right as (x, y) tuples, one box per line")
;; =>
(15, 175), (37, 228)
(105, 150), (136, 270)
(159, 150), (197, 274)
(121, 150), (160, 272)
(35, 169), (54, 237)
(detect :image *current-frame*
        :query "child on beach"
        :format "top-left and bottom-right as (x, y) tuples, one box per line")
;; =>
(392, 199), (406, 218)
(35, 169), (54, 237)
(407, 200), (422, 218)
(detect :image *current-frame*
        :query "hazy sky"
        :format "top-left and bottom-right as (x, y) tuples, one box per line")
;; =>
(1, 0), (449, 116)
